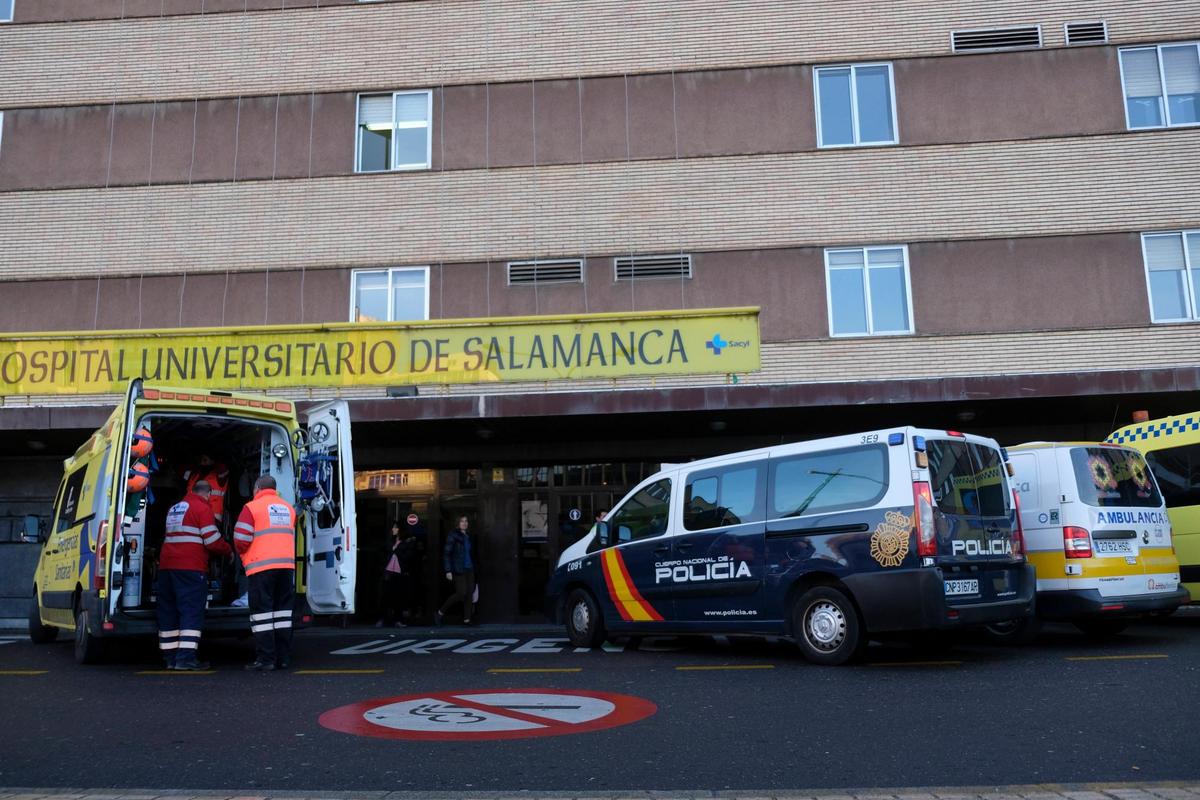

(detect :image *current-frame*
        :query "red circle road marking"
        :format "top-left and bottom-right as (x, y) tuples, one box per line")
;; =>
(319, 688), (657, 741)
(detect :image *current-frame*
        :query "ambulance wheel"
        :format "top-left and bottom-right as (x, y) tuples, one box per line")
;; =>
(983, 616), (1041, 646)
(792, 586), (866, 666)
(564, 589), (606, 649)
(28, 592), (57, 644)
(1074, 618), (1129, 639)
(73, 605), (104, 665)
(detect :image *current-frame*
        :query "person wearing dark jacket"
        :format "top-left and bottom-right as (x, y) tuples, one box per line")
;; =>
(435, 515), (476, 625)
(375, 523), (407, 627)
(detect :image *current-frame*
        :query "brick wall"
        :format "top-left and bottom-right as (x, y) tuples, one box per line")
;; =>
(2, 0), (1197, 107)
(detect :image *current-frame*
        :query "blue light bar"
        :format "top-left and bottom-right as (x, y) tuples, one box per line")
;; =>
(913, 435), (927, 452)
(888, 433), (905, 446)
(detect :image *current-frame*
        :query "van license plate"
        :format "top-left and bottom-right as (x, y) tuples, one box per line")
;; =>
(944, 579), (979, 596)
(1094, 540), (1134, 555)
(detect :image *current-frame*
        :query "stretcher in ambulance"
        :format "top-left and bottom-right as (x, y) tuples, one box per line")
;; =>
(28, 379), (357, 664)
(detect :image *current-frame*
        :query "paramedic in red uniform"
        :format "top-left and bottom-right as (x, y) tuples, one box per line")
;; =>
(157, 480), (231, 670)
(235, 474), (297, 672)
(183, 454), (230, 524)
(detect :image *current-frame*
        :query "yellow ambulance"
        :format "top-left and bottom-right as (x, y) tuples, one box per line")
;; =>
(1108, 412), (1200, 603)
(1003, 441), (1186, 639)
(28, 379), (357, 663)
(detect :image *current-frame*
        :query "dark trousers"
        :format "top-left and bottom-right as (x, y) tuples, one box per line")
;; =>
(378, 572), (410, 623)
(248, 569), (294, 666)
(439, 570), (475, 621)
(156, 569), (207, 667)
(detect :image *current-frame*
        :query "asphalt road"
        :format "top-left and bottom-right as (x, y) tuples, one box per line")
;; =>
(1, 615), (1198, 793)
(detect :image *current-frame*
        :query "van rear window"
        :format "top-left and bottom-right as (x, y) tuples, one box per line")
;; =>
(770, 444), (888, 518)
(1072, 447), (1163, 508)
(927, 439), (1009, 517)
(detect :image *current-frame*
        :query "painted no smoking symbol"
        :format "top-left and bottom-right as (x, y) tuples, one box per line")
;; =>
(320, 688), (657, 741)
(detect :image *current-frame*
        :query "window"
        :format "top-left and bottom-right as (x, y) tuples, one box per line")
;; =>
(1120, 43), (1200, 129)
(825, 245), (913, 337)
(603, 478), (672, 545)
(0, 0), (11, 22)
(1145, 443), (1200, 508)
(814, 63), (897, 147)
(1070, 447), (1163, 508)
(1142, 231), (1200, 322)
(926, 439), (1010, 517)
(356, 91), (432, 172)
(684, 462), (765, 531)
(770, 444), (889, 519)
(350, 267), (430, 322)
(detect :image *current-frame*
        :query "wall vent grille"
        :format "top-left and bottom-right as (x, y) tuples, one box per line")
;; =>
(1065, 21), (1108, 45)
(951, 25), (1042, 52)
(614, 254), (693, 280)
(506, 258), (584, 285)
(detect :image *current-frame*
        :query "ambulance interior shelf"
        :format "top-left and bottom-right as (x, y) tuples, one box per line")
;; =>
(121, 414), (295, 612)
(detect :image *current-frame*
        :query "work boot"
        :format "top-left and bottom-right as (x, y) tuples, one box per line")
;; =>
(173, 660), (211, 671)
(244, 660), (276, 672)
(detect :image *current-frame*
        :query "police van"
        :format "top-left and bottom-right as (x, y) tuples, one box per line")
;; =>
(28, 379), (357, 664)
(1003, 442), (1187, 639)
(547, 427), (1035, 664)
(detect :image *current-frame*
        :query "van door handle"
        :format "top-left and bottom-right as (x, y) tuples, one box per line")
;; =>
(675, 542), (695, 551)
(653, 546), (671, 556)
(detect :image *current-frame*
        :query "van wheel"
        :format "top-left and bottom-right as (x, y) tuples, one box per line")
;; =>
(1074, 618), (1129, 639)
(564, 589), (606, 649)
(792, 586), (866, 666)
(73, 605), (104, 665)
(983, 616), (1041, 646)
(29, 592), (57, 644)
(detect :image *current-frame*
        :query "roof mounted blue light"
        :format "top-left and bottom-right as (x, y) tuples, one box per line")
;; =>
(913, 435), (927, 452)
(888, 432), (905, 446)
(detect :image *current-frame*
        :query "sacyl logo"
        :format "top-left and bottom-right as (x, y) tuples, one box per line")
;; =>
(705, 333), (751, 356)
(952, 539), (1013, 556)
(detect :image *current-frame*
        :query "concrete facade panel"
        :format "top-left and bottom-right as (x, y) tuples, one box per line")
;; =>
(626, 73), (677, 161)
(222, 271), (268, 326)
(896, 47), (1128, 145)
(233, 94), (280, 180)
(298, 267), (352, 324)
(674, 66), (812, 157)
(272, 93), (316, 180)
(189, 97), (240, 182)
(438, 262), (490, 319)
(0, 280), (95, 332)
(105, 103), (156, 187)
(177, 272), (229, 327)
(580, 76), (628, 163)
(440, 84), (489, 172)
(0, 105), (112, 191)
(908, 234), (1150, 335)
(148, 100), (199, 185)
(2, 131), (1196, 282)
(4, 1), (1198, 107)
(486, 82), (535, 168)
(533, 79), (582, 166)
(309, 92), (356, 177)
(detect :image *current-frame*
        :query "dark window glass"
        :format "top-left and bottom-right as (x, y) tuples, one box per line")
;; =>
(1070, 447), (1163, 508)
(928, 439), (1011, 516)
(968, 442), (1009, 517)
(1142, 444), (1200, 508)
(685, 462), (764, 531)
(605, 478), (672, 545)
(770, 445), (888, 518)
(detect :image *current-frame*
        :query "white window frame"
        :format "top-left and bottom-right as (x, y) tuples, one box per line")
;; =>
(0, 0), (12, 23)
(354, 90), (433, 173)
(1141, 231), (1200, 323)
(1118, 42), (1200, 130)
(813, 62), (899, 149)
(349, 266), (431, 322)
(824, 244), (915, 338)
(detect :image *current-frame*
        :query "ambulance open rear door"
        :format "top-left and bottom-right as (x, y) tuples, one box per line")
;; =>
(301, 400), (357, 614)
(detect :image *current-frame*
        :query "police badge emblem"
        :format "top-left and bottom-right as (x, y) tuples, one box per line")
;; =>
(869, 510), (913, 567)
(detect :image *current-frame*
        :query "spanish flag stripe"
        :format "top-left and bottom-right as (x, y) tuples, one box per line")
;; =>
(612, 548), (665, 621)
(600, 550), (634, 622)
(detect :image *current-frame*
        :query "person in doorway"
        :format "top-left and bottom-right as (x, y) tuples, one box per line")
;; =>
(397, 522), (424, 623)
(435, 515), (476, 625)
(594, 509), (608, 523)
(375, 523), (406, 628)
(183, 454), (230, 525)
(157, 480), (232, 670)
(234, 474), (297, 671)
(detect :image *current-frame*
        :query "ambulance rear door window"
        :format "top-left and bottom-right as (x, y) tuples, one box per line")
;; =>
(1072, 447), (1164, 508)
(769, 444), (888, 519)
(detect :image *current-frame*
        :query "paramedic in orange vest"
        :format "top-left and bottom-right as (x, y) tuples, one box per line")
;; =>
(234, 474), (296, 671)
(184, 454), (230, 524)
(158, 480), (231, 670)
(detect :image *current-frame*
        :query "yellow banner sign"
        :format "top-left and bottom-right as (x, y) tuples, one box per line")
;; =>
(0, 308), (760, 397)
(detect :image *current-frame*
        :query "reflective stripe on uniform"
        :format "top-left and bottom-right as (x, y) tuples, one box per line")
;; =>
(158, 629), (180, 638)
(254, 526), (293, 537)
(235, 522), (254, 533)
(251, 623), (275, 633)
(179, 629), (201, 638)
(271, 609), (292, 619)
(273, 620), (292, 629)
(234, 533), (254, 543)
(202, 532), (223, 545)
(164, 535), (205, 545)
(177, 641), (198, 650)
(249, 612), (274, 622)
(248, 557), (294, 569)
(159, 642), (180, 650)
(200, 525), (219, 535)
